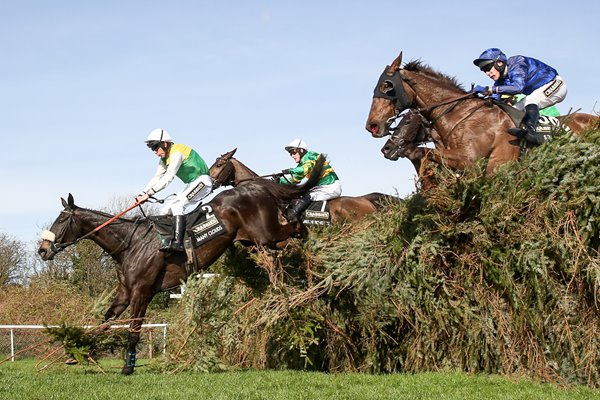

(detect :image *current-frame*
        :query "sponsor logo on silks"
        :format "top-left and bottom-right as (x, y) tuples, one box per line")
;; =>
(190, 211), (225, 247)
(186, 181), (206, 200)
(303, 209), (331, 225)
(543, 79), (563, 97)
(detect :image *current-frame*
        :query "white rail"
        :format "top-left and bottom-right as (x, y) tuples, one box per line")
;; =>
(0, 323), (168, 362)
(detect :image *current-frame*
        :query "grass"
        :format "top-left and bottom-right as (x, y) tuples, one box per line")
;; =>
(0, 360), (597, 400)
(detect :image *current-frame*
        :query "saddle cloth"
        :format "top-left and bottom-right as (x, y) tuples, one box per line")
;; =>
(148, 204), (226, 248)
(302, 201), (331, 225)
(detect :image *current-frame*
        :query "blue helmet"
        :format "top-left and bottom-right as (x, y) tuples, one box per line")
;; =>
(473, 48), (507, 68)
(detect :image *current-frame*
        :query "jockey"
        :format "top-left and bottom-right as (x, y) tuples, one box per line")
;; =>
(134, 128), (212, 252)
(472, 48), (568, 145)
(278, 139), (342, 223)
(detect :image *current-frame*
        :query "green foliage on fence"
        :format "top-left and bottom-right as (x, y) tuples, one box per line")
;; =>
(165, 127), (600, 387)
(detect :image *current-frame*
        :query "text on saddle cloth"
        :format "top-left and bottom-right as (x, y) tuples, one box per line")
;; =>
(302, 200), (331, 226)
(150, 205), (226, 248)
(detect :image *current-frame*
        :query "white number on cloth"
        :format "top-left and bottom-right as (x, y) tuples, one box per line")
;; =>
(202, 205), (214, 219)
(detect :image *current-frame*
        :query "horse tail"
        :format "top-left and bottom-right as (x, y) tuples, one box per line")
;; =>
(363, 192), (402, 210)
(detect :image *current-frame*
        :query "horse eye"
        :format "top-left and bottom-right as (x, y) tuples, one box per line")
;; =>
(382, 80), (395, 95)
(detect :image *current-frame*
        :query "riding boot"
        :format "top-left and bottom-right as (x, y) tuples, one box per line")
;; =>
(521, 104), (546, 145)
(507, 104), (545, 145)
(160, 215), (185, 252)
(285, 194), (312, 223)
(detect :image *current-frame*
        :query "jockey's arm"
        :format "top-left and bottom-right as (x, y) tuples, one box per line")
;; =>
(143, 152), (184, 195)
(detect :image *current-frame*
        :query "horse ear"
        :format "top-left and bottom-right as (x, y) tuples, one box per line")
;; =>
(67, 193), (75, 208)
(231, 148), (237, 156)
(61, 197), (68, 209)
(391, 52), (403, 71)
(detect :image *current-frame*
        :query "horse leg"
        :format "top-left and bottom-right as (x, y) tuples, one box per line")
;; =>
(121, 284), (153, 375)
(101, 283), (130, 329)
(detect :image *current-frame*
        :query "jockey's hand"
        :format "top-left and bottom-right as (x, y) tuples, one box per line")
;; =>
(472, 85), (491, 95)
(134, 193), (150, 205)
(281, 169), (291, 174)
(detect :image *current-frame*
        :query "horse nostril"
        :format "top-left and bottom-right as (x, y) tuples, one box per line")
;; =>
(368, 123), (379, 133)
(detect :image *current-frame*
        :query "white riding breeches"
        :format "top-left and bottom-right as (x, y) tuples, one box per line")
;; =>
(309, 180), (342, 201)
(159, 174), (213, 216)
(514, 75), (568, 111)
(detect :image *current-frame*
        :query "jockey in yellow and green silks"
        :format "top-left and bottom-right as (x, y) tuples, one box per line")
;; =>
(133, 128), (213, 252)
(278, 139), (342, 222)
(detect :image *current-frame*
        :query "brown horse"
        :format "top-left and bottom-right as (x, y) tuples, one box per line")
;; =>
(366, 52), (599, 176)
(37, 160), (325, 375)
(208, 148), (398, 223)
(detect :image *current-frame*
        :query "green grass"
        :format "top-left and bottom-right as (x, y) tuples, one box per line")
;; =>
(0, 360), (597, 400)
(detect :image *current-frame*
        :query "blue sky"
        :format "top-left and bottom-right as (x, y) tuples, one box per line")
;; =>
(1, 1), (599, 247)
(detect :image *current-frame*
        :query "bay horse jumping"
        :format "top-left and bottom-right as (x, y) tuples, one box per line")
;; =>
(366, 52), (599, 176)
(208, 148), (398, 223)
(37, 159), (325, 375)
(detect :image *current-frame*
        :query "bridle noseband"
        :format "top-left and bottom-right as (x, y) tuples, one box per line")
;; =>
(44, 209), (83, 254)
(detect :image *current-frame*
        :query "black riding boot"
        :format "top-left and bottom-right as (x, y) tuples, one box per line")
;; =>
(285, 194), (312, 223)
(508, 104), (545, 145)
(160, 215), (185, 252)
(522, 104), (545, 145)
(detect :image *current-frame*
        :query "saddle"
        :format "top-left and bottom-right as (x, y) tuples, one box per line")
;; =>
(149, 204), (226, 253)
(495, 101), (568, 137)
(302, 201), (332, 225)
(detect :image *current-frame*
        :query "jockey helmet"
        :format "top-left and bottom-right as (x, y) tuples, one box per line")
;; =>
(472, 48), (507, 69)
(284, 139), (308, 153)
(145, 128), (173, 143)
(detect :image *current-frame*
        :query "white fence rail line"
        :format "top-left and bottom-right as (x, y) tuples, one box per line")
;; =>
(0, 323), (168, 362)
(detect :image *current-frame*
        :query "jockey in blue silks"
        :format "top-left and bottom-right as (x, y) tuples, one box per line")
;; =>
(471, 48), (568, 145)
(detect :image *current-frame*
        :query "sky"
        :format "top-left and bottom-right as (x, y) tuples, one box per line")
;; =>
(1, 1), (599, 249)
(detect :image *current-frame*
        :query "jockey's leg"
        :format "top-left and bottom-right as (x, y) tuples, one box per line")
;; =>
(285, 194), (312, 223)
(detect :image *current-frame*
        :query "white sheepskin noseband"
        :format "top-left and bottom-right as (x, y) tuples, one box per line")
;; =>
(41, 230), (56, 242)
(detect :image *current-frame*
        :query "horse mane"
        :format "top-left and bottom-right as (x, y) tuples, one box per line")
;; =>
(404, 59), (466, 93)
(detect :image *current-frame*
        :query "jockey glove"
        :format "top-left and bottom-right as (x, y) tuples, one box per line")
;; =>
(472, 85), (491, 95)
(281, 169), (291, 174)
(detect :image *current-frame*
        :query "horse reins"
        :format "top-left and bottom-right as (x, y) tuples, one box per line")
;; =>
(48, 202), (143, 254)
(374, 67), (489, 134)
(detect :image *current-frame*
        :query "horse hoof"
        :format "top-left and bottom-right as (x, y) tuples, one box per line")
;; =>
(121, 365), (134, 375)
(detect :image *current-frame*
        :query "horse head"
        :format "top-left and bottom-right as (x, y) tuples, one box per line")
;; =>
(366, 52), (416, 138)
(38, 193), (85, 260)
(209, 148), (237, 188)
(381, 110), (431, 161)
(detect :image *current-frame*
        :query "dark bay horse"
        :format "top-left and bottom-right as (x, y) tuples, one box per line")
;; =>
(380, 109), (433, 172)
(366, 52), (599, 176)
(37, 161), (325, 375)
(208, 148), (397, 223)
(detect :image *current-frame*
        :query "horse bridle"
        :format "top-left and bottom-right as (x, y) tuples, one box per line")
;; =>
(373, 67), (476, 133)
(43, 209), (83, 254)
(373, 68), (412, 118)
(211, 156), (235, 189)
(387, 110), (432, 147)
(43, 208), (138, 256)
